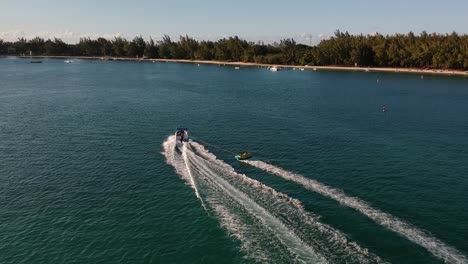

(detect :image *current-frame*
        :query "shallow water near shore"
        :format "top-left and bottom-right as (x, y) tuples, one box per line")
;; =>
(1, 57), (467, 263)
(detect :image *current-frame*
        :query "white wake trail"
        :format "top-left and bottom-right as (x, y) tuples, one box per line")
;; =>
(162, 135), (205, 208)
(185, 148), (327, 264)
(181, 143), (207, 210)
(243, 160), (468, 264)
(187, 140), (383, 263)
(162, 136), (383, 263)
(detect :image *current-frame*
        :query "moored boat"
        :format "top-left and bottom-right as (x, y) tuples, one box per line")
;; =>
(29, 51), (42, 63)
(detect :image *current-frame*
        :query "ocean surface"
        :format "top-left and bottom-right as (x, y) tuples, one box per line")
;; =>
(1, 57), (467, 264)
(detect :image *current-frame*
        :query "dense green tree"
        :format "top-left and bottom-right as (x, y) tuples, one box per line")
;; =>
(44, 38), (68, 55)
(97, 38), (112, 56)
(2, 32), (468, 70)
(144, 38), (159, 58)
(170, 44), (187, 59)
(78, 37), (100, 56)
(12, 38), (29, 55)
(158, 35), (173, 59)
(213, 39), (229, 61)
(351, 42), (374, 66)
(241, 44), (255, 62)
(112, 37), (128, 57)
(128, 35), (146, 57)
(0, 39), (6, 53)
(29, 37), (45, 55)
(177, 35), (198, 59)
(278, 38), (297, 64)
(227, 36), (248, 61)
(459, 35), (468, 68)
(195, 41), (214, 60)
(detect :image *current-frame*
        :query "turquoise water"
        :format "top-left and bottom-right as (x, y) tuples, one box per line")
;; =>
(1, 57), (467, 263)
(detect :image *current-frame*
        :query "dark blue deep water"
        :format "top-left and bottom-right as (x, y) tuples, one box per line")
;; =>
(1, 57), (467, 263)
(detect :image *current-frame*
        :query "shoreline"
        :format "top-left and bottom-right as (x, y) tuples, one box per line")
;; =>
(11, 55), (468, 76)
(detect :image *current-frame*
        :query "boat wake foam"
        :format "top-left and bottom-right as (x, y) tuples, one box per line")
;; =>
(162, 136), (382, 263)
(242, 160), (468, 264)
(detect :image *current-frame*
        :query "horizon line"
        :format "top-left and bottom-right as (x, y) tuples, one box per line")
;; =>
(1, 29), (465, 45)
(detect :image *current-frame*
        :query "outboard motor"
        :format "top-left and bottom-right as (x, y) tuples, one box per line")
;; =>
(175, 128), (189, 143)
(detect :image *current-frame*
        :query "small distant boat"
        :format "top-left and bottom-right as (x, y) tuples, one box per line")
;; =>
(29, 51), (42, 63)
(300, 68), (305, 71)
(269, 66), (280, 72)
(313, 68), (317, 71)
(64, 60), (74, 63)
(235, 66), (240, 70)
(175, 128), (189, 143)
(235, 152), (253, 160)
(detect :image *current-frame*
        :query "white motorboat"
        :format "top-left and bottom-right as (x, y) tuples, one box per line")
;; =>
(175, 128), (189, 143)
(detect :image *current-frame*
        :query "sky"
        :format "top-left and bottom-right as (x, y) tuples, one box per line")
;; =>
(1, 0), (467, 44)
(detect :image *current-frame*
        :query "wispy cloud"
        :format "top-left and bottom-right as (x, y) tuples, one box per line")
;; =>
(0, 30), (124, 43)
(0, 30), (331, 46)
(186, 33), (330, 46)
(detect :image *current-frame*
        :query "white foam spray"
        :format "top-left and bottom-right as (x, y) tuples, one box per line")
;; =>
(162, 136), (383, 263)
(189, 142), (382, 263)
(243, 160), (468, 264)
(162, 136), (205, 209)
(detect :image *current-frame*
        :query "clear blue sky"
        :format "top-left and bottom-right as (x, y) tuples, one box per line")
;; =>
(1, 0), (467, 43)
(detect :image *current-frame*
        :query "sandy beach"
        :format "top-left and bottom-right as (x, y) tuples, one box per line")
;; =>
(21, 55), (468, 77)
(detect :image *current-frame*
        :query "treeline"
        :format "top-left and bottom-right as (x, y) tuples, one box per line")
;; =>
(1, 31), (468, 69)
